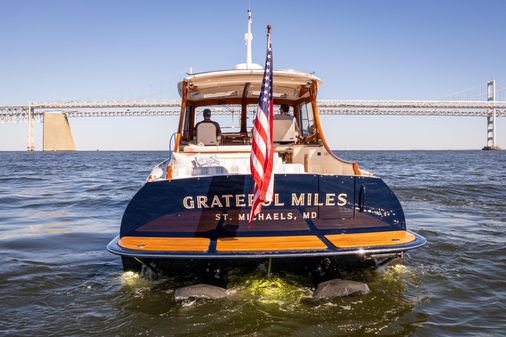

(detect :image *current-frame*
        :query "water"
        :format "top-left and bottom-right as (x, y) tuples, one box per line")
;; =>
(0, 150), (505, 336)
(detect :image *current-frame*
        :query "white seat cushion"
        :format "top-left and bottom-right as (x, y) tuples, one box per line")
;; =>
(196, 123), (219, 145)
(273, 119), (297, 142)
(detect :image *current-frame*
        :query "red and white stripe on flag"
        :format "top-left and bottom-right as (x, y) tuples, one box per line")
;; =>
(249, 28), (274, 226)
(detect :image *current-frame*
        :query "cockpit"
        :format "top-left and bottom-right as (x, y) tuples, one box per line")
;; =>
(147, 69), (362, 182)
(177, 69), (322, 147)
(183, 102), (316, 147)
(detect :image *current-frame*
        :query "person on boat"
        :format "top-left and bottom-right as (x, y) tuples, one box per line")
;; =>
(273, 104), (300, 143)
(274, 104), (292, 119)
(274, 104), (300, 132)
(194, 108), (222, 145)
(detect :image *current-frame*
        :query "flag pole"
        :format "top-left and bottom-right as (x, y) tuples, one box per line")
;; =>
(249, 24), (274, 227)
(265, 24), (273, 273)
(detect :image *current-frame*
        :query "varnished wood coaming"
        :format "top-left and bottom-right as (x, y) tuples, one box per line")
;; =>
(309, 80), (361, 175)
(175, 80), (187, 152)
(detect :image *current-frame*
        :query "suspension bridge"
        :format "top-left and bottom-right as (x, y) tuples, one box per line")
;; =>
(1, 81), (505, 151)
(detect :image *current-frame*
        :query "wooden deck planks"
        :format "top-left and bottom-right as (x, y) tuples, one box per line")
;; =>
(118, 231), (416, 254)
(216, 235), (327, 252)
(119, 236), (210, 252)
(325, 230), (416, 248)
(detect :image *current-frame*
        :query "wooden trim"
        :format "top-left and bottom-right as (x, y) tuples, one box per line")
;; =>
(294, 97), (312, 107)
(188, 105), (196, 140)
(298, 85), (309, 99)
(166, 165), (173, 180)
(325, 231), (416, 249)
(119, 236), (210, 252)
(352, 162), (361, 176)
(175, 81), (188, 152)
(240, 83), (251, 133)
(216, 235), (327, 252)
(310, 81), (321, 142)
(190, 97), (302, 107)
(294, 103), (301, 125)
(310, 80), (360, 172)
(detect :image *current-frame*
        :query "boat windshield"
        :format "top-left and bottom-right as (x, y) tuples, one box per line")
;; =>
(194, 106), (248, 134)
(177, 70), (322, 147)
(180, 103), (317, 146)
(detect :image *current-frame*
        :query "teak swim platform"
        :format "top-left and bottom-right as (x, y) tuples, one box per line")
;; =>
(112, 231), (421, 258)
(107, 17), (426, 272)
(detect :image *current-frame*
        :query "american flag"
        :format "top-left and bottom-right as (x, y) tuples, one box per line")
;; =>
(249, 27), (274, 226)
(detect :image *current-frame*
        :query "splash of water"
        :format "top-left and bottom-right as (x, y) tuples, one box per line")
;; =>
(229, 272), (313, 305)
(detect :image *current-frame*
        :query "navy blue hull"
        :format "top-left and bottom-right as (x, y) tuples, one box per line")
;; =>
(120, 174), (405, 237)
(107, 174), (426, 259)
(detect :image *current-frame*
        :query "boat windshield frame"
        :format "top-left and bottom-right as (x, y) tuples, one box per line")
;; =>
(175, 70), (325, 149)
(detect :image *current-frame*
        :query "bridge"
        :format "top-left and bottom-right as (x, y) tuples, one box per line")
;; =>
(1, 81), (505, 151)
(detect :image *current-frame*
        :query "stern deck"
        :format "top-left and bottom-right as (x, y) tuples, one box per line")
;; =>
(108, 230), (426, 259)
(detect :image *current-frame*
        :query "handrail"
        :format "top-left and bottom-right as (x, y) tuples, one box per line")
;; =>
(146, 158), (171, 182)
(168, 131), (178, 153)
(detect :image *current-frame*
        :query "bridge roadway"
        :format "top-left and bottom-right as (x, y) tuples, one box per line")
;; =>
(1, 98), (505, 151)
(1, 99), (506, 122)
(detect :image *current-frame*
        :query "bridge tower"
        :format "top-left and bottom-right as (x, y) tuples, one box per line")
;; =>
(483, 80), (501, 150)
(42, 112), (76, 151)
(27, 105), (35, 151)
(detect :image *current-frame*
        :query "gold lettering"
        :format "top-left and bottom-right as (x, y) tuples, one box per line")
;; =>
(307, 193), (312, 206)
(337, 193), (347, 206)
(314, 193), (324, 206)
(274, 194), (285, 206)
(236, 194), (246, 207)
(210, 195), (223, 208)
(303, 211), (317, 219)
(222, 194), (233, 207)
(292, 193), (305, 206)
(248, 194), (254, 207)
(196, 196), (209, 208)
(183, 196), (194, 209)
(263, 200), (272, 206)
(325, 193), (336, 206)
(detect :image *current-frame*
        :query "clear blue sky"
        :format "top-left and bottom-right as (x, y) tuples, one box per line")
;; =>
(1, 0), (505, 150)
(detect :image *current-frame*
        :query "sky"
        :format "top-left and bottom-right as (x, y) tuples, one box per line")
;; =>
(1, 0), (505, 150)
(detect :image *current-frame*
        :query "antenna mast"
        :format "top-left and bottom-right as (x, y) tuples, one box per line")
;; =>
(245, 9), (253, 69)
(235, 6), (261, 70)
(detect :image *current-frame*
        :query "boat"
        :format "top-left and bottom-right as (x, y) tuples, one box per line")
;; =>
(107, 12), (426, 279)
